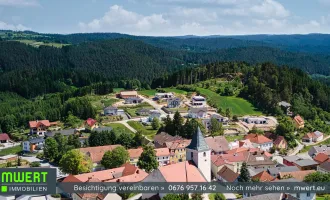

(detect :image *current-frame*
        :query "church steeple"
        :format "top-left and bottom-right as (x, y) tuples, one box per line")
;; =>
(186, 126), (211, 182)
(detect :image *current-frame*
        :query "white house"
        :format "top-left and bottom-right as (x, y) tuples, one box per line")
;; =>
(23, 137), (45, 152)
(188, 107), (207, 119)
(191, 95), (207, 106)
(302, 131), (324, 143)
(245, 134), (273, 152)
(243, 117), (268, 124)
(155, 92), (174, 99)
(155, 148), (170, 166)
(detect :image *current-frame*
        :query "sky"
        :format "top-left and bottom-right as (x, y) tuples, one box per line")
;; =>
(1, 0), (330, 36)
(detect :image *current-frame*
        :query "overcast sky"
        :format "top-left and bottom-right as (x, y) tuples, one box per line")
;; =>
(1, 0), (330, 35)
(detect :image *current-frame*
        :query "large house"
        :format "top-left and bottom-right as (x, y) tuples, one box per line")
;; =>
(29, 120), (57, 136)
(293, 159), (318, 170)
(188, 106), (207, 118)
(204, 136), (229, 154)
(153, 132), (183, 148)
(0, 133), (10, 143)
(211, 152), (246, 175)
(166, 139), (191, 164)
(243, 116), (268, 124)
(128, 147), (170, 167)
(167, 97), (181, 108)
(62, 163), (148, 200)
(283, 155), (301, 166)
(78, 145), (121, 170)
(302, 131), (324, 143)
(267, 166), (299, 177)
(155, 92), (174, 99)
(202, 113), (229, 130)
(294, 115), (305, 129)
(103, 106), (118, 116)
(191, 95), (207, 106)
(244, 133), (273, 151)
(120, 91), (138, 99)
(308, 145), (330, 157)
(245, 150), (276, 169)
(23, 137), (44, 152)
(317, 160), (330, 173)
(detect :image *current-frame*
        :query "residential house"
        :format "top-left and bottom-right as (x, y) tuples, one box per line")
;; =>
(211, 152), (246, 175)
(252, 171), (276, 182)
(125, 97), (143, 104)
(308, 145), (330, 157)
(142, 161), (207, 199)
(228, 139), (254, 150)
(217, 166), (239, 182)
(153, 132), (183, 148)
(166, 139), (191, 164)
(278, 101), (293, 116)
(155, 148), (170, 166)
(136, 108), (151, 116)
(78, 145), (121, 171)
(283, 155), (301, 166)
(244, 133), (273, 151)
(202, 114), (229, 130)
(204, 136), (229, 154)
(302, 131), (324, 143)
(23, 137), (45, 152)
(29, 120), (57, 136)
(120, 91), (138, 99)
(149, 110), (162, 121)
(265, 132), (288, 149)
(294, 115), (305, 129)
(293, 159), (319, 170)
(188, 106), (207, 119)
(226, 147), (273, 158)
(62, 163), (148, 200)
(245, 151), (276, 169)
(248, 167), (266, 177)
(0, 133), (10, 143)
(191, 95), (206, 106)
(243, 117), (268, 124)
(267, 166), (299, 177)
(317, 160), (330, 173)
(84, 118), (98, 130)
(128, 148), (144, 166)
(103, 106), (118, 116)
(167, 97), (181, 108)
(278, 170), (316, 181)
(155, 92), (174, 99)
(313, 153), (329, 164)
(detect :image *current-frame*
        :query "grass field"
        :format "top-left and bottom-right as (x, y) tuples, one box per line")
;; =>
(127, 121), (157, 139)
(225, 134), (245, 142)
(113, 88), (125, 93)
(0, 145), (22, 156)
(197, 88), (262, 116)
(139, 88), (187, 97)
(106, 123), (133, 134)
(13, 40), (69, 48)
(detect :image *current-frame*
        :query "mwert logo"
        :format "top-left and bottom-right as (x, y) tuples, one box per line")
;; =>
(0, 168), (56, 194)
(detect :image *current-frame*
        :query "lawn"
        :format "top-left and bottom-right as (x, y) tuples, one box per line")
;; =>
(13, 40), (69, 48)
(139, 88), (187, 97)
(106, 123), (133, 134)
(225, 134), (245, 142)
(197, 88), (262, 116)
(0, 145), (22, 156)
(119, 102), (153, 117)
(113, 88), (125, 93)
(87, 95), (119, 111)
(127, 121), (158, 139)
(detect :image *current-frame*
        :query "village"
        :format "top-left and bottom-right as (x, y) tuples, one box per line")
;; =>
(0, 88), (329, 200)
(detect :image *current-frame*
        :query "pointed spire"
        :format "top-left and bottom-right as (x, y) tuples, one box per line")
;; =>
(186, 126), (210, 151)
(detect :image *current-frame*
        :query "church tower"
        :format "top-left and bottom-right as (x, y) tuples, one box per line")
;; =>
(186, 127), (211, 182)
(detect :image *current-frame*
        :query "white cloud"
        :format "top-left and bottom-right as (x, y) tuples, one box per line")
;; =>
(170, 7), (218, 22)
(0, 21), (30, 30)
(0, 0), (40, 7)
(250, 0), (290, 18)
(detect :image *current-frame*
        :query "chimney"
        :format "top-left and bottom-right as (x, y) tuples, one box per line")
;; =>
(136, 170), (140, 174)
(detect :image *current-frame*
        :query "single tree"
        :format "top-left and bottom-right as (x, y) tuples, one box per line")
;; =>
(133, 131), (144, 148)
(151, 117), (160, 130)
(225, 108), (231, 118)
(117, 132), (133, 148)
(238, 162), (251, 182)
(172, 111), (183, 135)
(101, 146), (129, 169)
(214, 193), (226, 200)
(210, 118), (224, 136)
(59, 149), (92, 175)
(68, 134), (81, 148)
(137, 145), (158, 173)
(43, 137), (59, 161)
(164, 115), (174, 135)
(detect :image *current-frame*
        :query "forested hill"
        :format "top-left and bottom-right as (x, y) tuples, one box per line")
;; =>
(1, 39), (330, 98)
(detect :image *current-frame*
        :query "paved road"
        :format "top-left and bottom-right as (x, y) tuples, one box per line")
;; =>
(114, 121), (137, 133)
(288, 139), (304, 156)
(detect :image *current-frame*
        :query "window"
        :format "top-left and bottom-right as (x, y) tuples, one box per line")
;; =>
(191, 152), (193, 158)
(203, 152), (206, 157)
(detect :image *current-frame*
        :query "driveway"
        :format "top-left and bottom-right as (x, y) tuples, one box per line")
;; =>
(288, 139), (304, 156)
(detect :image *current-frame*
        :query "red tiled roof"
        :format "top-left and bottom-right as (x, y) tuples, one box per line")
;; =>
(279, 170), (315, 181)
(79, 145), (121, 163)
(155, 148), (170, 157)
(211, 152), (246, 167)
(158, 161), (206, 182)
(252, 171), (275, 182)
(274, 136), (286, 146)
(0, 133), (10, 141)
(85, 118), (97, 127)
(303, 132), (313, 139)
(313, 153), (329, 163)
(244, 134), (272, 144)
(217, 166), (239, 182)
(29, 120), (51, 128)
(165, 139), (191, 150)
(294, 115), (304, 125)
(128, 148), (143, 158)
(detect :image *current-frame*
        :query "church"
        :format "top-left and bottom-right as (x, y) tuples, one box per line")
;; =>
(142, 127), (211, 199)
